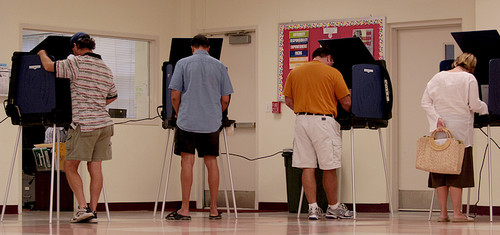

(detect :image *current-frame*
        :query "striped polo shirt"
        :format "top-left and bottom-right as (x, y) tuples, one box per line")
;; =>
(56, 53), (117, 132)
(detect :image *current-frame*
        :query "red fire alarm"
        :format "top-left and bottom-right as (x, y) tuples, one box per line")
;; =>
(272, 101), (281, 113)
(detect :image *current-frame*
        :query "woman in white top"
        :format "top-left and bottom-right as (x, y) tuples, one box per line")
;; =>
(421, 53), (488, 222)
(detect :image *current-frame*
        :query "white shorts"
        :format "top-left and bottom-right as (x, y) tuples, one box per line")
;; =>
(292, 115), (342, 170)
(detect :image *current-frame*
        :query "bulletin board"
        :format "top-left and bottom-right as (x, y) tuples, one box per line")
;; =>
(277, 17), (386, 100)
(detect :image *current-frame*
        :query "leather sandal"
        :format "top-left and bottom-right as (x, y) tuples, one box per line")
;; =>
(451, 217), (474, 223)
(209, 211), (222, 220)
(437, 217), (450, 222)
(165, 210), (191, 220)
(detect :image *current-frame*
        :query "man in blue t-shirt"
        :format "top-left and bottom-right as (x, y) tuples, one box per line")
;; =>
(167, 34), (233, 220)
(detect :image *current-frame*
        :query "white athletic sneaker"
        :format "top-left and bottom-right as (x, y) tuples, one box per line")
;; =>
(326, 203), (354, 219)
(308, 206), (323, 220)
(70, 207), (93, 223)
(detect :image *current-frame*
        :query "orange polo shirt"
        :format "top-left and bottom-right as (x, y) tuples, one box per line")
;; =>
(283, 60), (350, 118)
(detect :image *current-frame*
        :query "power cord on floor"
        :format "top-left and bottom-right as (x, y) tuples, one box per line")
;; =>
(0, 116), (8, 124)
(1, 103), (283, 161)
(114, 115), (160, 125)
(220, 151), (284, 161)
(480, 128), (500, 149)
(113, 106), (284, 161)
(469, 128), (500, 218)
(0, 114), (160, 125)
(468, 142), (488, 218)
(0, 105), (163, 126)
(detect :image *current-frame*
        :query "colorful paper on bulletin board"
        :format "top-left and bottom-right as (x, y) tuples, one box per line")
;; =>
(277, 17), (386, 101)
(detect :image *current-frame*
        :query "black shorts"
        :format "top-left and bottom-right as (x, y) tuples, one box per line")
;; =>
(174, 128), (220, 157)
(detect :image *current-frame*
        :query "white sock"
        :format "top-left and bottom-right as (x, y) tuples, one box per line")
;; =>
(309, 202), (318, 209)
(329, 202), (340, 209)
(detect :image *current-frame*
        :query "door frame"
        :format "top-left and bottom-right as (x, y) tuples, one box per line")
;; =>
(387, 18), (462, 210)
(198, 26), (259, 209)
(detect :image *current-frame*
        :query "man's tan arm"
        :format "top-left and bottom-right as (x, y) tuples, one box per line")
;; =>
(339, 95), (351, 112)
(37, 50), (55, 72)
(221, 95), (230, 112)
(106, 97), (117, 105)
(171, 89), (181, 117)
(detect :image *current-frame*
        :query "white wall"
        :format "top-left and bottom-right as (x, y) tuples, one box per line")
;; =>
(0, 0), (190, 208)
(191, 0), (476, 204)
(4, 0), (500, 211)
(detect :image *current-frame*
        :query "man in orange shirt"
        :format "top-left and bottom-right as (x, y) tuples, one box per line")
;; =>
(283, 47), (352, 220)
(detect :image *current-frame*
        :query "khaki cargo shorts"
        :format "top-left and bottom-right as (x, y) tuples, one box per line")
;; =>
(65, 125), (114, 162)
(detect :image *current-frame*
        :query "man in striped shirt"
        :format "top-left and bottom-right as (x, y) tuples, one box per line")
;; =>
(38, 32), (117, 223)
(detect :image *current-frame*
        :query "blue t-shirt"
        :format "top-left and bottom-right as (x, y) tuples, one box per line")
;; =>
(169, 50), (234, 133)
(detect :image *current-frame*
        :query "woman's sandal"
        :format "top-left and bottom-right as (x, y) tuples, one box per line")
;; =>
(451, 216), (474, 223)
(209, 211), (222, 220)
(437, 217), (450, 222)
(165, 210), (191, 220)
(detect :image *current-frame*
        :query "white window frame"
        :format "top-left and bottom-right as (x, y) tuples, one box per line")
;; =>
(20, 24), (160, 126)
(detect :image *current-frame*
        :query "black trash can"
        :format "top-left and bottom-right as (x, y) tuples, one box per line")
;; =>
(283, 149), (328, 213)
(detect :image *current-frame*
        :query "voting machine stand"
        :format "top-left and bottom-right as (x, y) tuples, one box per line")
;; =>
(296, 37), (394, 219)
(1, 36), (110, 223)
(153, 38), (238, 219)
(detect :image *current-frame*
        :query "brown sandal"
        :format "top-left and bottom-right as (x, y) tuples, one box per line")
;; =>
(166, 210), (191, 220)
(209, 211), (222, 220)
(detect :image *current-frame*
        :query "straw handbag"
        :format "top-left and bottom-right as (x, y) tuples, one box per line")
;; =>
(416, 127), (465, 175)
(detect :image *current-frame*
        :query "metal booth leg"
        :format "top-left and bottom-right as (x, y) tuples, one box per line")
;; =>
(102, 180), (111, 221)
(428, 189), (435, 221)
(350, 127), (356, 219)
(222, 127), (238, 218)
(339, 131), (342, 203)
(56, 131), (61, 221)
(487, 125), (493, 222)
(378, 129), (394, 217)
(297, 187), (304, 218)
(1, 126), (22, 222)
(153, 128), (172, 218)
(218, 148), (231, 216)
(161, 129), (175, 219)
(49, 124), (57, 223)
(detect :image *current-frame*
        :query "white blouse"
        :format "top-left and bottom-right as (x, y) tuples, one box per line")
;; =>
(421, 71), (488, 147)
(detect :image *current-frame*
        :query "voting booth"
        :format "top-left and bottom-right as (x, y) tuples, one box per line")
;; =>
(293, 37), (394, 219)
(319, 37), (393, 130)
(155, 37), (239, 219)
(161, 38), (224, 129)
(5, 36), (72, 127)
(1, 36), (110, 223)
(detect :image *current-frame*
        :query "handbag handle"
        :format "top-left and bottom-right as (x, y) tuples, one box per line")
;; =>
(428, 127), (453, 151)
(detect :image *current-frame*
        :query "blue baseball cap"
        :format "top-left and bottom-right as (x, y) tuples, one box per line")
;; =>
(70, 32), (88, 46)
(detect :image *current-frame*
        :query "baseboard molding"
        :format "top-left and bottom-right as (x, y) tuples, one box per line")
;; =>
(347, 203), (390, 213)
(462, 205), (500, 216)
(95, 201), (197, 212)
(204, 190), (255, 208)
(258, 202), (289, 211)
(0, 205), (18, 214)
(12, 202), (500, 215)
(99, 202), (389, 213)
